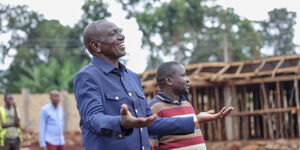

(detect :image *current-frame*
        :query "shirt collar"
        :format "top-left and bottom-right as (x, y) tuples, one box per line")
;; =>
(91, 56), (127, 74)
(156, 92), (187, 105)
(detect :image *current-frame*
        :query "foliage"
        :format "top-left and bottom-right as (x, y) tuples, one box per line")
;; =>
(13, 58), (87, 93)
(0, 0), (112, 93)
(118, 0), (263, 69)
(260, 8), (297, 56)
(74, 0), (111, 33)
(0, 4), (43, 63)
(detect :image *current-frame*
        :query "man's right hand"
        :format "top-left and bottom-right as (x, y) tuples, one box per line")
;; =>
(120, 104), (157, 129)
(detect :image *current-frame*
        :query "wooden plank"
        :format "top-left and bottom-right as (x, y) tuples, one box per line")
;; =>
(214, 87), (222, 141)
(294, 79), (300, 137)
(276, 82), (284, 138)
(191, 66), (203, 75)
(283, 90), (289, 137)
(241, 86), (249, 139)
(254, 60), (265, 74)
(259, 87), (268, 139)
(235, 62), (244, 76)
(211, 64), (231, 81)
(207, 88), (214, 141)
(192, 87), (199, 113)
(296, 59), (300, 74)
(260, 83), (273, 139)
(230, 85), (240, 140)
(271, 57), (285, 78)
(231, 106), (300, 116)
(231, 75), (300, 85)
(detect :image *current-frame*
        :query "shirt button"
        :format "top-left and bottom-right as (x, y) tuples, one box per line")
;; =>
(135, 109), (138, 113)
(140, 128), (143, 132)
(141, 146), (145, 150)
(128, 92), (132, 97)
(115, 96), (119, 100)
(118, 134), (123, 138)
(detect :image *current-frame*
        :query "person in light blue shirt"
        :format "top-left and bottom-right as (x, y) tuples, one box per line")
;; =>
(73, 19), (197, 150)
(39, 90), (65, 150)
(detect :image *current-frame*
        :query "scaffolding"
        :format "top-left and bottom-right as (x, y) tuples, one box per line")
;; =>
(139, 54), (300, 141)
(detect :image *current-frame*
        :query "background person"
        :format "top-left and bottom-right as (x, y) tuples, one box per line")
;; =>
(39, 90), (64, 150)
(149, 61), (234, 150)
(0, 93), (22, 150)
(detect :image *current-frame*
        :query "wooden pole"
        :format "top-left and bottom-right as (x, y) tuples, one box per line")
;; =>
(214, 87), (222, 141)
(22, 88), (30, 129)
(260, 83), (274, 139)
(61, 90), (69, 131)
(294, 79), (300, 137)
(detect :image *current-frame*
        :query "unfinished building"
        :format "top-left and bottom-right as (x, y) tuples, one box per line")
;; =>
(139, 55), (300, 141)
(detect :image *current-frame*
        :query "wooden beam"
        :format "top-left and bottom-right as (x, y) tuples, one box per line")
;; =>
(294, 79), (300, 137)
(235, 62), (244, 76)
(211, 64), (231, 81)
(296, 59), (300, 74)
(231, 106), (300, 116)
(271, 57), (285, 78)
(260, 83), (274, 139)
(231, 75), (300, 85)
(276, 82), (284, 138)
(254, 60), (265, 74)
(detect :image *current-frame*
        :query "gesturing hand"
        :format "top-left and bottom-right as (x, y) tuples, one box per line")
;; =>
(196, 106), (234, 123)
(120, 104), (157, 129)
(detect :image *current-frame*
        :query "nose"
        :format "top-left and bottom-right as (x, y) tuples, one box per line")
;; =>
(186, 77), (190, 83)
(118, 33), (125, 41)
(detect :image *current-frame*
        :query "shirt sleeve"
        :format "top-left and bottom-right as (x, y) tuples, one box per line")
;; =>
(39, 108), (46, 147)
(148, 116), (195, 135)
(73, 72), (123, 135)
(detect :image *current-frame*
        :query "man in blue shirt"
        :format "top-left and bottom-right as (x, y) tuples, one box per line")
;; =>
(73, 19), (196, 150)
(39, 90), (65, 150)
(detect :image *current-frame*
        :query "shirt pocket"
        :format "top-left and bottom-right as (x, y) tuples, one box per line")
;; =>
(104, 92), (126, 115)
(134, 91), (147, 116)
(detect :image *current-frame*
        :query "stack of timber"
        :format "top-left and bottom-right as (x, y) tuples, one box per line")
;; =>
(139, 54), (300, 141)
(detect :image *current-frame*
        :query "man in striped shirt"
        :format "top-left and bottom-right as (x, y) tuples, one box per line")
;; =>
(149, 61), (234, 150)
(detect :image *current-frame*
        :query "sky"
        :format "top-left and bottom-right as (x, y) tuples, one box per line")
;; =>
(1, 0), (300, 73)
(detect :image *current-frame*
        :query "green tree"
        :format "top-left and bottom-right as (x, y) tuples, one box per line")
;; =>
(119, 0), (205, 69)
(260, 8), (297, 56)
(74, 0), (111, 33)
(2, 19), (90, 92)
(119, 0), (262, 67)
(0, 4), (43, 63)
(13, 58), (86, 93)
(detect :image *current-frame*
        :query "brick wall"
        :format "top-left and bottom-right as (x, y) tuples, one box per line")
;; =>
(0, 90), (80, 132)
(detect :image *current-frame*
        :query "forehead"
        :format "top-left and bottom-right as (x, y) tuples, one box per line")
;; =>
(97, 21), (119, 34)
(171, 64), (185, 74)
(50, 91), (60, 96)
(5, 94), (13, 99)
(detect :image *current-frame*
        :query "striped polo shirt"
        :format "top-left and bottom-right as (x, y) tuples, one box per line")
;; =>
(149, 93), (206, 150)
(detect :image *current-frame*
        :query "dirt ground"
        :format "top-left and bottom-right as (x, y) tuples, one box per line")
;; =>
(21, 130), (82, 150)
(20, 130), (300, 150)
(206, 139), (300, 150)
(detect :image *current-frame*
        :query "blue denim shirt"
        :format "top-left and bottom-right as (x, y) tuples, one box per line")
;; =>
(73, 56), (194, 150)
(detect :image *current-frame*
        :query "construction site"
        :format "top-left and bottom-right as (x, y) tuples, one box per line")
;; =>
(2, 55), (300, 150)
(139, 54), (300, 150)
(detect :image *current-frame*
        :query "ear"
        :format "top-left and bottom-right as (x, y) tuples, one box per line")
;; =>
(164, 76), (173, 86)
(89, 40), (102, 53)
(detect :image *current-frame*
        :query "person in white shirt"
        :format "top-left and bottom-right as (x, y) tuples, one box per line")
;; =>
(39, 90), (65, 150)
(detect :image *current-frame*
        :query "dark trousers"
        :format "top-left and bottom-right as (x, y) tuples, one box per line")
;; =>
(3, 138), (20, 150)
(46, 142), (64, 150)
